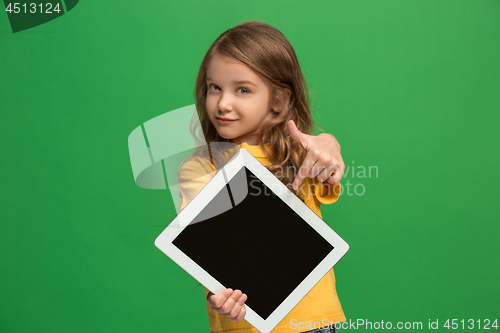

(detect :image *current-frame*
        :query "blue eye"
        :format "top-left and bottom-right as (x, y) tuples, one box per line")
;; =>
(207, 84), (248, 94)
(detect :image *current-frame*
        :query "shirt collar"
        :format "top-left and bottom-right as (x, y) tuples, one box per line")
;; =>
(238, 142), (272, 158)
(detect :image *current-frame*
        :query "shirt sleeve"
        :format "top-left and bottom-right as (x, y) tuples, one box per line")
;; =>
(310, 178), (342, 205)
(177, 157), (216, 211)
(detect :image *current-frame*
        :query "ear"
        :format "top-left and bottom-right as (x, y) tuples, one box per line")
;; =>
(271, 87), (292, 113)
(283, 87), (291, 103)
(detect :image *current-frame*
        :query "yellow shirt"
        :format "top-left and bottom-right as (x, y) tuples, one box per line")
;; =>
(177, 142), (345, 333)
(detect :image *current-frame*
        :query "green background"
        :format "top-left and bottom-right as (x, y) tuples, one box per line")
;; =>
(1, 0), (499, 332)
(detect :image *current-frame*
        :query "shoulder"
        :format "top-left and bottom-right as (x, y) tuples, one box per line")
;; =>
(177, 156), (215, 184)
(177, 156), (216, 211)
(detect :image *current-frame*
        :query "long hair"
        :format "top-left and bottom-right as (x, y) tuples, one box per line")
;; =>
(194, 21), (319, 199)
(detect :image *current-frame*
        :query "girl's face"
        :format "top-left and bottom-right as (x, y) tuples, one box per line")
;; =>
(205, 55), (276, 145)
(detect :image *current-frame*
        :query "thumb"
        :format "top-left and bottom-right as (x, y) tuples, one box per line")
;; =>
(287, 120), (309, 150)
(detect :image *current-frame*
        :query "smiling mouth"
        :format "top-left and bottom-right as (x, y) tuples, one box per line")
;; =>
(216, 117), (238, 123)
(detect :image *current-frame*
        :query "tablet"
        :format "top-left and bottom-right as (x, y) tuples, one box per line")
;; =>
(154, 148), (349, 333)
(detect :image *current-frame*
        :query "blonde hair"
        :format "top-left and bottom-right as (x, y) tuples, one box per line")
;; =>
(194, 20), (319, 198)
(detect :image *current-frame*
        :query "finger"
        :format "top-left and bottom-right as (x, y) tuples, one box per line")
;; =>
(327, 157), (345, 184)
(218, 290), (242, 316)
(307, 144), (334, 178)
(235, 303), (247, 322)
(207, 288), (233, 309)
(293, 153), (318, 190)
(287, 120), (309, 150)
(317, 165), (337, 184)
(227, 293), (247, 320)
(327, 170), (341, 185)
(307, 161), (326, 180)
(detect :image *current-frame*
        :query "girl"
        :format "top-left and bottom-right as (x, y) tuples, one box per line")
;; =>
(178, 21), (345, 333)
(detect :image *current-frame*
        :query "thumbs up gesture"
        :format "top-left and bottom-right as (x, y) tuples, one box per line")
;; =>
(288, 120), (345, 191)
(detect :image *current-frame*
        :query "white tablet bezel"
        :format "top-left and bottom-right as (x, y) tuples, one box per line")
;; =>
(154, 148), (349, 333)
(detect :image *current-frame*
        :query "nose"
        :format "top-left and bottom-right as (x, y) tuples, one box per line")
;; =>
(218, 92), (233, 114)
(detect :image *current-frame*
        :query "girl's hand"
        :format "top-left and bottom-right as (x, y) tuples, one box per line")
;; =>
(288, 120), (345, 190)
(207, 288), (248, 321)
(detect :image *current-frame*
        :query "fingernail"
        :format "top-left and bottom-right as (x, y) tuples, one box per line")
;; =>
(292, 183), (297, 190)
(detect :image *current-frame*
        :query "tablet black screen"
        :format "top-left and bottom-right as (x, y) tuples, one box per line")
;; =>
(172, 167), (333, 319)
